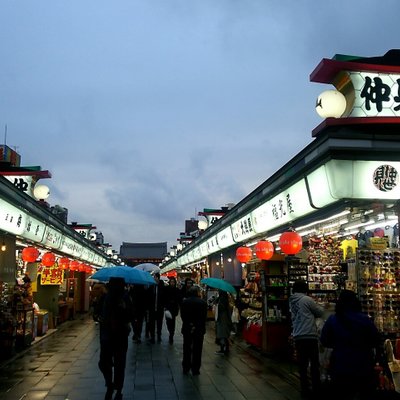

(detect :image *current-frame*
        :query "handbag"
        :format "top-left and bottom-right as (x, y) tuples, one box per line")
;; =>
(231, 306), (240, 323)
(164, 310), (173, 320)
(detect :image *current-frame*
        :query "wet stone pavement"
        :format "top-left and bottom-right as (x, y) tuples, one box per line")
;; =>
(0, 315), (301, 400)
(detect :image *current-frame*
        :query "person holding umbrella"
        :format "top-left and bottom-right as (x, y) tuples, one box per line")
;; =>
(95, 277), (134, 400)
(214, 289), (233, 355)
(181, 285), (208, 375)
(164, 276), (180, 344)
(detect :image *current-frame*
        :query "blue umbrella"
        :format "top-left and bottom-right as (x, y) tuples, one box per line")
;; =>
(200, 277), (236, 295)
(90, 266), (156, 285)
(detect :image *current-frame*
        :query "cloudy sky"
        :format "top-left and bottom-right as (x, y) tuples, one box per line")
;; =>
(1, 0), (399, 252)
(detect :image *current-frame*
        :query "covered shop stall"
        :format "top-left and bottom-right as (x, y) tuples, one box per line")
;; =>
(0, 173), (109, 356)
(161, 49), (400, 355)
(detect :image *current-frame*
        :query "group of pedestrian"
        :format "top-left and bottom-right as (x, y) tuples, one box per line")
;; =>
(289, 279), (381, 400)
(94, 275), (212, 400)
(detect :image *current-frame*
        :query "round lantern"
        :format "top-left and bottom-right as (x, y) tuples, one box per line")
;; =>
(255, 240), (274, 260)
(58, 257), (70, 270)
(78, 263), (87, 272)
(69, 260), (80, 271)
(22, 246), (39, 262)
(41, 252), (56, 267)
(279, 231), (303, 255)
(33, 184), (50, 201)
(315, 90), (347, 119)
(236, 246), (252, 263)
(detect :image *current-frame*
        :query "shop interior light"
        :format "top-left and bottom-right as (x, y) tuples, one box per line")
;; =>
(364, 221), (392, 231)
(344, 221), (371, 231)
(297, 228), (317, 237)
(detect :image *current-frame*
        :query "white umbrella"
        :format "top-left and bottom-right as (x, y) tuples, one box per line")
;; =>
(133, 263), (160, 274)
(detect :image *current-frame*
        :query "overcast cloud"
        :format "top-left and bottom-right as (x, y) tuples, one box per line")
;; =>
(1, 0), (399, 251)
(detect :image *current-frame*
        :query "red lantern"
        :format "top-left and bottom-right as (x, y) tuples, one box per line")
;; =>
(42, 252), (56, 267)
(78, 263), (87, 272)
(279, 231), (303, 255)
(58, 257), (70, 270)
(254, 240), (274, 260)
(69, 260), (80, 271)
(236, 246), (252, 263)
(21, 247), (39, 262)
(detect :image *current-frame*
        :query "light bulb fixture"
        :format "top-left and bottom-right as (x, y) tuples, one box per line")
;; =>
(1, 242), (6, 252)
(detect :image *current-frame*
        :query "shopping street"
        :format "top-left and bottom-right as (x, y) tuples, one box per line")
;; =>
(0, 314), (300, 400)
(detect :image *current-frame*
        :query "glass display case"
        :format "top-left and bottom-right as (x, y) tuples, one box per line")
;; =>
(15, 307), (34, 348)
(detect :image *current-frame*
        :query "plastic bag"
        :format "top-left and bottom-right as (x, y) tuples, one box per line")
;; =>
(165, 310), (173, 320)
(231, 306), (240, 323)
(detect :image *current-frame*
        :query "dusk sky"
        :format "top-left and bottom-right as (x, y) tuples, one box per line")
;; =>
(1, 1), (399, 252)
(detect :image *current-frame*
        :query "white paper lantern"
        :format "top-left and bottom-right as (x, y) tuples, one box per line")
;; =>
(33, 184), (50, 200)
(315, 90), (347, 118)
(198, 220), (208, 230)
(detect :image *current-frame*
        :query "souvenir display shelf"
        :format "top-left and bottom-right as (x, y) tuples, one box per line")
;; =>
(260, 262), (291, 354)
(307, 236), (343, 294)
(357, 248), (400, 335)
(240, 274), (263, 348)
(0, 282), (16, 357)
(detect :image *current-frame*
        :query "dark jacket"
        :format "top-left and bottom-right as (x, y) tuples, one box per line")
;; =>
(215, 292), (233, 339)
(146, 280), (165, 313)
(164, 284), (180, 317)
(96, 288), (134, 341)
(181, 295), (207, 336)
(320, 310), (381, 378)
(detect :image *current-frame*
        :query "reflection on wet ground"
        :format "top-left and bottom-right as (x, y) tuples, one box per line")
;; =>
(0, 316), (300, 400)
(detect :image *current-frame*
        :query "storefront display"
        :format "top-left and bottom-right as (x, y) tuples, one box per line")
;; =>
(358, 248), (400, 334)
(0, 282), (16, 358)
(240, 273), (263, 348)
(15, 307), (34, 348)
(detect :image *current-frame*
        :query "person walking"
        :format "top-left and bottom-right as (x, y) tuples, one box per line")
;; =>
(178, 278), (194, 309)
(95, 277), (134, 400)
(214, 290), (233, 355)
(320, 289), (381, 399)
(289, 279), (324, 397)
(163, 276), (180, 344)
(147, 272), (165, 343)
(129, 284), (147, 343)
(181, 285), (208, 376)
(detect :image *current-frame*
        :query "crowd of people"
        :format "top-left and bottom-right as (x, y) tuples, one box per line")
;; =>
(289, 280), (384, 400)
(91, 274), (394, 400)
(92, 275), (222, 400)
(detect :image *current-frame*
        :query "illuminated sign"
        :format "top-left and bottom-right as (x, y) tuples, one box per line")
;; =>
(231, 213), (255, 242)
(348, 72), (400, 117)
(252, 179), (314, 234)
(216, 226), (235, 249)
(0, 199), (25, 235)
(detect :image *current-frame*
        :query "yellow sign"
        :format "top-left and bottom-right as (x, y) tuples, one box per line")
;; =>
(39, 265), (64, 285)
(368, 237), (389, 250)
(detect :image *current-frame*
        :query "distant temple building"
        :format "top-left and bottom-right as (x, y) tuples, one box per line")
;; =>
(119, 242), (167, 266)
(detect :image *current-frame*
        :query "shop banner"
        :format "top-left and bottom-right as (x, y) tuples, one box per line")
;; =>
(41, 226), (63, 249)
(347, 71), (400, 117)
(23, 215), (47, 242)
(206, 235), (220, 253)
(309, 160), (400, 202)
(216, 226), (235, 249)
(199, 241), (209, 258)
(231, 213), (256, 242)
(0, 198), (25, 235)
(252, 179), (315, 234)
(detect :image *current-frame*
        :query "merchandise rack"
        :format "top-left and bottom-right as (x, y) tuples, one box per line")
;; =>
(357, 248), (400, 335)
